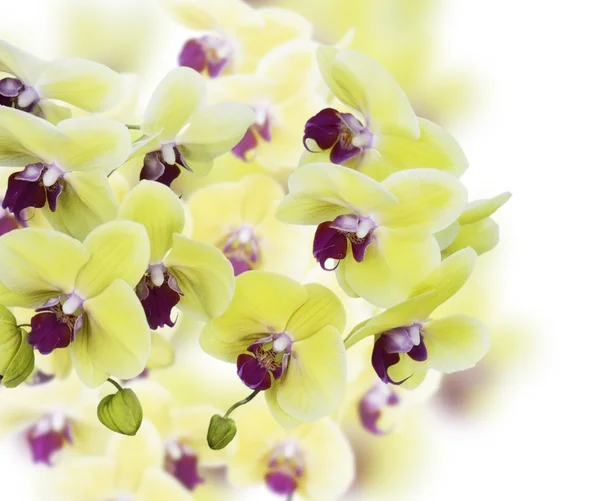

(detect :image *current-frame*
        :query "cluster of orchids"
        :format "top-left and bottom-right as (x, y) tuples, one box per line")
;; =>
(0, 0), (510, 500)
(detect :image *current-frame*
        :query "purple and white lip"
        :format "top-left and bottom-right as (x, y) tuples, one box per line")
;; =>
(135, 264), (183, 330)
(359, 382), (401, 435)
(236, 333), (293, 391)
(164, 440), (204, 491)
(178, 35), (234, 78)
(26, 412), (72, 465)
(231, 106), (273, 162)
(265, 441), (304, 497)
(140, 143), (191, 187)
(0, 77), (40, 113)
(313, 214), (377, 271)
(371, 323), (427, 385)
(27, 296), (83, 355)
(303, 108), (373, 164)
(220, 225), (261, 275)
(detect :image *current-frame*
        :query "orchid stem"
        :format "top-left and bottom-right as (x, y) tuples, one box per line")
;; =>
(106, 378), (124, 392)
(223, 389), (260, 419)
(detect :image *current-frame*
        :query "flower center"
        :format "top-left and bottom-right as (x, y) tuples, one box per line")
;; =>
(140, 144), (191, 187)
(236, 333), (293, 391)
(2, 163), (64, 218)
(231, 106), (273, 162)
(0, 77), (40, 113)
(28, 297), (83, 355)
(136, 264), (183, 330)
(371, 323), (427, 385)
(359, 382), (401, 435)
(313, 214), (377, 271)
(26, 412), (72, 465)
(178, 34), (233, 78)
(303, 108), (373, 165)
(265, 441), (304, 496)
(164, 440), (204, 491)
(220, 225), (261, 275)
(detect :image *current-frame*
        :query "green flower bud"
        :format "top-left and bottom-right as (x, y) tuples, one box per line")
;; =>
(207, 414), (237, 450)
(0, 306), (34, 388)
(97, 386), (143, 436)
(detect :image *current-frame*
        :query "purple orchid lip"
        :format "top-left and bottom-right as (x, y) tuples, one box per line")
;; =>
(371, 324), (425, 385)
(303, 108), (373, 164)
(28, 300), (82, 355)
(231, 107), (272, 162)
(265, 441), (304, 496)
(359, 382), (401, 435)
(221, 225), (261, 275)
(313, 214), (376, 270)
(164, 441), (204, 491)
(236, 333), (292, 391)
(0, 207), (23, 236)
(140, 145), (191, 187)
(26, 413), (72, 465)
(136, 265), (183, 330)
(2, 163), (64, 218)
(178, 35), (233, 78)
(0, 78), (40, 113)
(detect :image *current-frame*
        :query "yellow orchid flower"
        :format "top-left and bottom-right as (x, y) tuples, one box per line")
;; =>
(300, 47), (468, 181)
(345, 248), (489, 389)
(200, 270), (347, 427)
(277, 163), (467, 307)
(0, 374), (110, 465)
(123, 67), (254, 196)
(0, 107), (131, 240)
(206, 41), (326, 173)
(0, 220), (152, 387)
(47, 422), (204, 501)
(118, 181), (235, 329)
(229, 401), (354, 500)
(162, 0), (311, 78)
(0, 40), (123, 123)
(440, 191), (512, 257)
(187, 174), (313, 280)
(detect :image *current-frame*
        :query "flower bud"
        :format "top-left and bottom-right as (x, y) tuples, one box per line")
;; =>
(207, 414), (237, 450)
(0, 306), (34, 388)
(97, 387), (143, 436)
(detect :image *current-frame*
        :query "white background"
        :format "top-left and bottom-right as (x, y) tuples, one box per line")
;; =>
(1, 0), (599, 499)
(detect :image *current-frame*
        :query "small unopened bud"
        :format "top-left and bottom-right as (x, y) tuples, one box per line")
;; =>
(97, 386), (143, 436)
(0, 307), (34, 388)
(207, 414), (237, 450)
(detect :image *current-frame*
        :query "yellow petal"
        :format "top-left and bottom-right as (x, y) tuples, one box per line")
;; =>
(38, 100), (72, 125)
(238, 174), (285, 226)
(0, 40), (45, 83)
(177, 102), (255, 163)
(424, 315), (490, 373)
(50, 457), (116, 500)
(285, 283), (345, 342)
(75, 220), (150, 299)
(164, 234), (234, 320)
(70, 326), (110, 387)
(341, 226), (440, 308)
(108, 421), (164, 492)
(36, 58), (123, 112)
(0, 228), (88, 303)
(277, 325), (346, 421)
(380, 168), (467, 232)
(445, 218), (500, 256)
(142, 67), (205, 140)
(162, 0), (262, 31)
(264, 383), (303, 429)
(0, 106), (68, 166)
(55, 116), (131, 173)
(299, 419), (354, 500)
(82, 279), (150, 379)
(435, 221), (460, 251)
(369, 118), (469, 178)
(386, 357), (429, 390)
(119, 181), (185, 263)
(459, 191), (512, 225)
(43, 170), (119, 241)
(128, 379), (173, 437)
(199, 322), (252, 363)
(136, 468), (193, 501)
(147, 332), (175, 370)
(277, 163), (397, 224)
(205, 271), (307, 343)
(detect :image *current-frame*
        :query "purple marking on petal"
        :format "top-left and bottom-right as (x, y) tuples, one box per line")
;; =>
(207, 57), (229, 78)
(371, 336), (401, 385)
(381, 327), (415, 354)
(265, 471), (297, 496)
(228, 255), (254, 276)
(137, 270), (182, 330)
(26, 415), (72, 465)
(178, 39), (207, 73)
(2, 171), (47, 216)
(408, 334), (428, 362)
(0, 209), (21, 235)
(330, 214), (360, 232)
(28, 311), (73, 355)
(46, 181), (63, 212)
(303, 108), (344, 151)
(359, 383), (401, 435)
(28, 370), (55, 386)
(165, 444), (205, 491)
(237, 354), (272, 391)
(140, 151), (182, 187)
(221, 225), (261, 274)
(330, 136), (362, 164)
(15, 163), (44, 182)
(0, 77), (24, 98)
(350, 234), (373, 263)
(313, 221), (348, 270)
(231, 127), (258, 161)
(255, 112), (272, 142)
